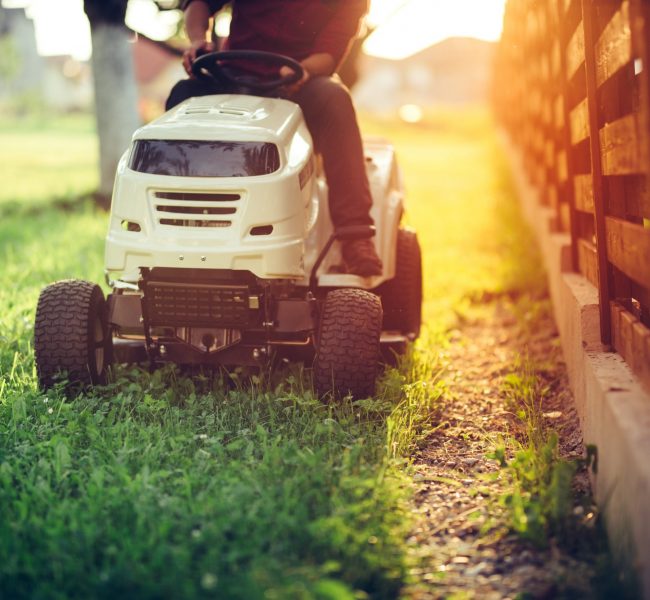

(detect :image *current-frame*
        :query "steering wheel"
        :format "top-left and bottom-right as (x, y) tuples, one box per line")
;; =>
(191, 50), (304, 93)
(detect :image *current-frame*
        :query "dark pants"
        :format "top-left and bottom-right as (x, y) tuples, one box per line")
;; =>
(166, 77), (373, 228)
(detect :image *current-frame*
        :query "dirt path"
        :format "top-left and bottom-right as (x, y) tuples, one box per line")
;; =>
(403, 298), (595, 599)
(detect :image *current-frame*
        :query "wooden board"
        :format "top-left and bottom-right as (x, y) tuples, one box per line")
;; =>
(595, 2), (632, 87)
(554, 94), (565, 129)
(542, 98), (553, 127)
(563, 0), (577, 16)
(578, 237), (599, 288)
(558, 202), (572, 234)
(573, 174), (594, 212)
(605, 216), (650, 288)
(552, 40), (562, 78)
(611, 301), (650, 393)
(541, 55), (550, 83)
(545, 139), (555, 168)
(557, 149), (568, 183)
(600, 113), (645, 175)
(570, 98), (590, 144)
(566, 21), (585, 80)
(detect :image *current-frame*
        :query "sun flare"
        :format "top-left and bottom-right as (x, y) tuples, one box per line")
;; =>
(364, 0), (507, 60)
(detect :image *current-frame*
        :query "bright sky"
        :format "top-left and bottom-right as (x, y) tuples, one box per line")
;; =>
(1, 0), (506, 62)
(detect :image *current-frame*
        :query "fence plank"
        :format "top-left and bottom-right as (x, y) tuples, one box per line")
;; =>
(600, 114), (644, 175)
(578, 238), (599, 287)
(567, 21), (586, 80)
(570, 98), (590, 144)
(583, 0), (613, 344)
(574, 174), (594, 212)
(554, 94), (565, 128)
(545, 140), (555, 167)
(605, 216), (650, 288)
(557, 149), (568, 182)
(611, 301), (650, 393)
(595, 2), (632, 87)
(555, 0), (582, 271)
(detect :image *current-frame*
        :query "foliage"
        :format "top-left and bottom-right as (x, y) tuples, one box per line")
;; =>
(0, 35), (19, 80)
(490, 359), (637, 597)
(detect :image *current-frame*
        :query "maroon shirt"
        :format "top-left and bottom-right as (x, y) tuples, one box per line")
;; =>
(183, 0), (368, 68)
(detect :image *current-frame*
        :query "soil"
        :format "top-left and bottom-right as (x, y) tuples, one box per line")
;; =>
(403, 297), (598, 599)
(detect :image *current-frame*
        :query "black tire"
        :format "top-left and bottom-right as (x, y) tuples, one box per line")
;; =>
(314, 288), (382, 399)
(380, 228), (422, 339)
(34, 280), (112, 392)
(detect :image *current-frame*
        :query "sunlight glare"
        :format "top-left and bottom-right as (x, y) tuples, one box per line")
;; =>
(398, 104), (423, 123)
(366, 0), (507, 60)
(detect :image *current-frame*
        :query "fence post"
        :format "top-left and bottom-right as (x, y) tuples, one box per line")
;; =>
(555, 0), (580, 270)
(582, 0), (613, 345)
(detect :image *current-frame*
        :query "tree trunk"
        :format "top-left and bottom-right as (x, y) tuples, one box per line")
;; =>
(88, 21), (140, 204)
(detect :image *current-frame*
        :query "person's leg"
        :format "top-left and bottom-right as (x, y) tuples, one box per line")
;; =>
(165, 79), (220, 111)
(292, 76), (373, 227)
(292, 76), (382, 275)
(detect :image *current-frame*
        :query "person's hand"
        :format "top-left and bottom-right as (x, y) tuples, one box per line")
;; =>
(280, 64), (310, 96)
(182, 40), (216, 77)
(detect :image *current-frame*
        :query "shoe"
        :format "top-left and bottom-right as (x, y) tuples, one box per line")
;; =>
(341, 238), (383, 277)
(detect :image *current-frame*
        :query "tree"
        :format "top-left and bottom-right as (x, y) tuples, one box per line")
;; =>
(84, 0), (141, 205)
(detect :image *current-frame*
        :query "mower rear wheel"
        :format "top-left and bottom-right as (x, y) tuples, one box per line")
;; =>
(380, 228), (422, 339)
(314, 288), (382, 399)
(34, 280), (112, 392)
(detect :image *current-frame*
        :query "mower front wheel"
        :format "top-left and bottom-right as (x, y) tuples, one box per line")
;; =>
(314, 288), (382, 400)
(34, 280), (112, 392)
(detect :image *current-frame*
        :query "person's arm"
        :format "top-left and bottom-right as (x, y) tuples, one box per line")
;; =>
(300, 52), (336, 78)
(280, 1), (367, 93)
(279, 51), (335, 92)
(311, 0), (368, 69)
(180, 0), (227, 76)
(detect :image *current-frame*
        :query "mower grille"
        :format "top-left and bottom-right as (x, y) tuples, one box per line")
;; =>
(145, 281), (251, 326)
(152, 191), (241, 228)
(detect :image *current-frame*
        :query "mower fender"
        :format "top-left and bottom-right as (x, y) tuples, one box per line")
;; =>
(274, 298), (317, 333)
(107, 293), (144, 335)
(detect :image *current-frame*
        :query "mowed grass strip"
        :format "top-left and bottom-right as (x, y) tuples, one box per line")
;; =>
(0, 114), (446, 598)
(1, 359), (442, 599)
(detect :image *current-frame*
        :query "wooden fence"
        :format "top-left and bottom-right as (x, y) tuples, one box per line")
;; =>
(494, 0), (650, 391)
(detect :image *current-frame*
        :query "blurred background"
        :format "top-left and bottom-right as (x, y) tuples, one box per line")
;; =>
(0, 0), (505, 117)
(0, 0), (506, 205)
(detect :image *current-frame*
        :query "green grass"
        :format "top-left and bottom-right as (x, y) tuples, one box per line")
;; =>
(1, 360), (444, 599)
(488, 357), (638, 598)
(360, 110), (546, 331)
(1, 198), (445, 597)
(0, 107), (555, 597)
(0, 114), (98, 210)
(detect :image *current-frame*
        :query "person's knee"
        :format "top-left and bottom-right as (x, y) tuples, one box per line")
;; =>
(165, 79), (212, 110)
(313, 77), (354, 113)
